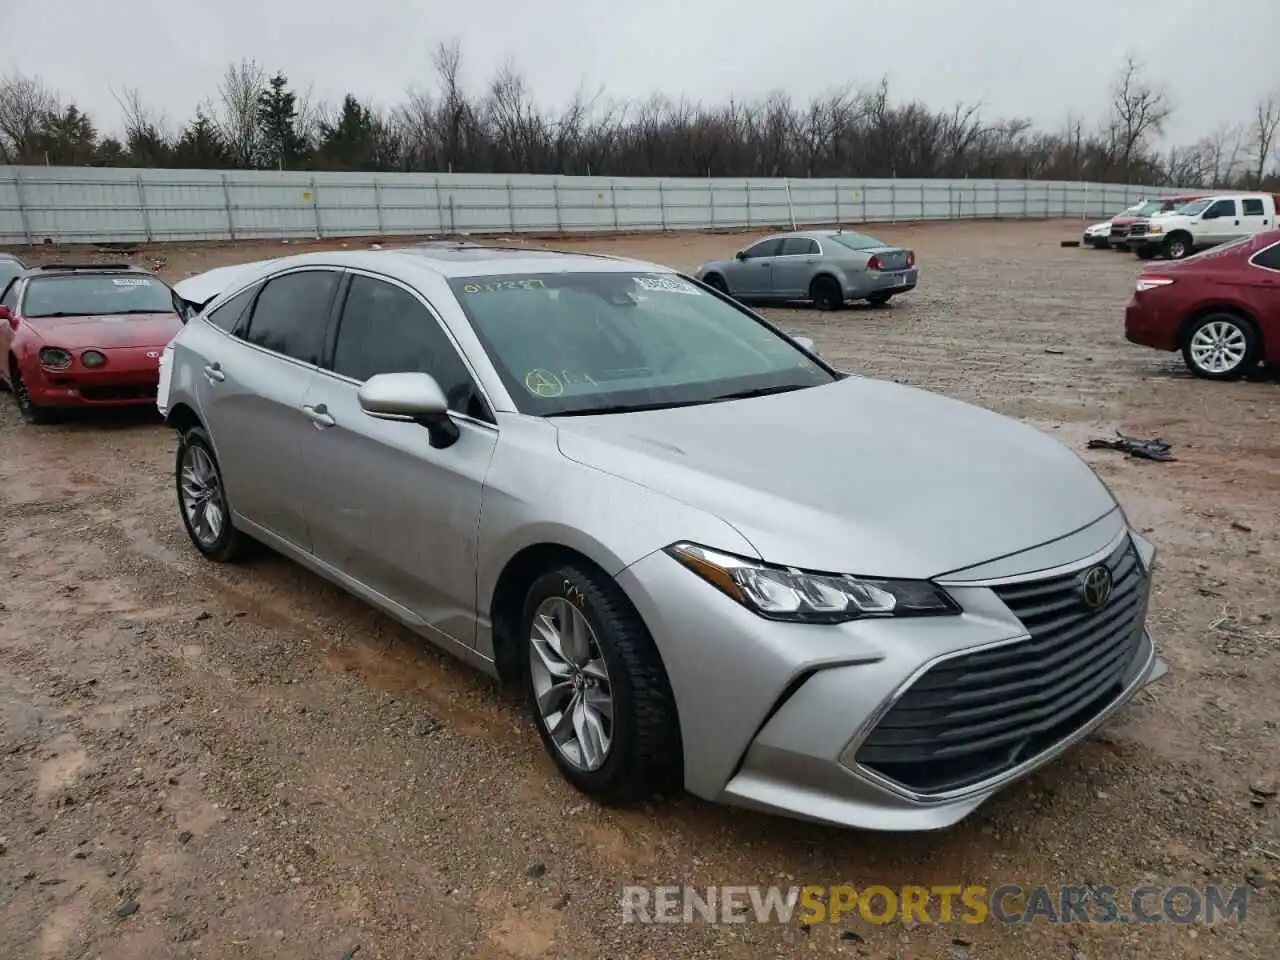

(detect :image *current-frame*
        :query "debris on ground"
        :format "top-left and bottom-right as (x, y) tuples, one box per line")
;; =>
(1087, 431), (1176, 461)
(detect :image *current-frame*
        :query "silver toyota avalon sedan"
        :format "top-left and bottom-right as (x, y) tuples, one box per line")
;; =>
(159, 244), (1166, 831)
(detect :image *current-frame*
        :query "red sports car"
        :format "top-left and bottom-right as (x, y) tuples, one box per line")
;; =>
(0, 263), (186, 423)
(1124, 229), (1280, 380)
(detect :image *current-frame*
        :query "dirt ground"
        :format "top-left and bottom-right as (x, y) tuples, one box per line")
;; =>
(0, 219), (1277, 960)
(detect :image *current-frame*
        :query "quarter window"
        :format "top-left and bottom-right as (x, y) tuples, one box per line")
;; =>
(1252, 242), (1280, 271)
(331, 275), (489, 420)
(242, 270), (338, 365)
(205, 284), (260, 334)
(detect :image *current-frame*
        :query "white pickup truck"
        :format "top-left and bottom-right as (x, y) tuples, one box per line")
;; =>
(1128, 193), (1280, 260)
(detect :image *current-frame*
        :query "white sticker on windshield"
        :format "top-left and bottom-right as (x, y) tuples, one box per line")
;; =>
(112, 277), (150, 286)
(634, 275), (700, 295)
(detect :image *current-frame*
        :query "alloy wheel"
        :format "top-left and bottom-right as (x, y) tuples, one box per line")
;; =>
(179, 444), (228, 548)
(1189, 320), (1248, 376)
(528, 596), (614, 771)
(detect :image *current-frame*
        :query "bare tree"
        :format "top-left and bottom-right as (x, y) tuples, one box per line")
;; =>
(1249, 94), (1280, 188)
(1108, 56), (1172, 180)
(0, 72), (60, 163)
(1198, 122), (1246, 187)
(216, 58), (267, 168)
(434, 39), (469, 173)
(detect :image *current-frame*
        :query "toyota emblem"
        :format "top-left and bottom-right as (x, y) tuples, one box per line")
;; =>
(145, 351), (160, 359)
(1079, 564), (1114, 612)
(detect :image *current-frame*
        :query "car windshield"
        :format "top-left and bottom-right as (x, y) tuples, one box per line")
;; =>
(21, 274), (175, 318)
(448, 272), (836, 416)
(827, 232), (885, 251)
(1130, 201), (1162, 216)
(1177, 199), (1211, 216)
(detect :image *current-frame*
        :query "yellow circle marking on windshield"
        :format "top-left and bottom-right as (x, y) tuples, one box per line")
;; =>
(525, 369), (564, 398)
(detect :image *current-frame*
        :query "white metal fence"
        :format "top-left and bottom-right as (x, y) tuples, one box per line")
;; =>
(0, 165), (1187, 245)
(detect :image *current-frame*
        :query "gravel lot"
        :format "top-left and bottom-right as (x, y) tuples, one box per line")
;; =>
(1, 220), (1277, 959)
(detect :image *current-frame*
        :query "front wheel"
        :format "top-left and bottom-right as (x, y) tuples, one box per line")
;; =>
(1182, 314), (1260, 381)
(809, 276), (844, 311)
(10, 366), (56, 424)
(1163, 234), (1193, 260)
(176, 426), (248, 562)
(702, 273), (729, 295)
(523, 564), (682, 804)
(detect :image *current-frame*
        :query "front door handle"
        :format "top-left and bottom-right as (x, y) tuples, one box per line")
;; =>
(302, 403), (335, 428)
(203, 362), (224, 383)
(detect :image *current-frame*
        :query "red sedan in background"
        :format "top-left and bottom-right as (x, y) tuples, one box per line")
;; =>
(0, 263), (186, 423)
(1125, 229), (1280, 380)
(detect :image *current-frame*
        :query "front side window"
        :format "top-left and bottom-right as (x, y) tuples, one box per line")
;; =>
(331, 275), (488, 419)
(19, 273), (177, 318)
(741, 239), (781, 259)
(1205, 199), (1238, 218)
(241, 270), (338, 365)
(448, 272), (835, 417)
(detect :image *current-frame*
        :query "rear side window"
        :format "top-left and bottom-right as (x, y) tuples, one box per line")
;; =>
(778, 237), (818, 256)
(330, 275), (489, 420)
(242, 270), (339, 365)
(1242, 198), (1265, 216)
(205, 284), (260, 334)
(1252, 242), (1280, 271)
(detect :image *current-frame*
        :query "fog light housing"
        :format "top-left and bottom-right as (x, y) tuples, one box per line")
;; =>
(81, 350), (107, 368)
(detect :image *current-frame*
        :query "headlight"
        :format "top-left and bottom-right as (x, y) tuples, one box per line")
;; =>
(1147, 225), (1162, 235)
(665, 542), (960, 623)
(38, 347), (72, 370)
(81, 350), (107, 368)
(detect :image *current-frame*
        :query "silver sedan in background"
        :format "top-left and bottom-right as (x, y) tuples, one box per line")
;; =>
(693, 229), (918, 310)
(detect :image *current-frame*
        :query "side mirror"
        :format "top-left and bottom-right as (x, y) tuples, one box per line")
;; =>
(793, 335), (819, 356)
(734, 250), (747, 261)
(358, 372), (459, 449)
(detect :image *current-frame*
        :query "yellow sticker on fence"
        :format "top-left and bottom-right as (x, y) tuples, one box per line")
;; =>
(302, 191), (313, 202)
(524, 369), (564, 398)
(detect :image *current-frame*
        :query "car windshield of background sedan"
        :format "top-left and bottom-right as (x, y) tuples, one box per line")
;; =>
(827, 232), (884, 251)
(448, 272), (835, 416)
(21, 274), (175, 318)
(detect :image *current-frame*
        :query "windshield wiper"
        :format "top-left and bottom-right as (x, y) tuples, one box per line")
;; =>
(710, 384), (807, 402)
(28, 311), (90, 318)
(549, 398), (711, 417)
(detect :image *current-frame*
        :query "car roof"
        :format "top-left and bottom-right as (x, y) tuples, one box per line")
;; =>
(19, 263), (154, 280)
(197, 244), (675, 282)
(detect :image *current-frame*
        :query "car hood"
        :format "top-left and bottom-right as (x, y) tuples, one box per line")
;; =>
(27, 313), (183, 350)
(552, 377), (1116, 579)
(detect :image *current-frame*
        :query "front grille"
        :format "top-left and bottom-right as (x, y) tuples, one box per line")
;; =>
(1129, 223), (1148, 238)
(1109, 225), (1127, 238)
(853, 538), (1147, 795)
(79, 384), (157, 401)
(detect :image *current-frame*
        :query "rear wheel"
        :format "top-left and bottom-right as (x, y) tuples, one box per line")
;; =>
(1181, 313), (1260, 380)
(176, 426), (249, 562)
(809, 276), (844, 311)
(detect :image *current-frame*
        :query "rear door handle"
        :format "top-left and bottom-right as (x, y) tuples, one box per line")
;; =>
(302, 403), (335, 428)
(203, 362), (224, 383)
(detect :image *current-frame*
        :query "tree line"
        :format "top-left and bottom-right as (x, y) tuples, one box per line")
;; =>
(1, 44), (1278, 188)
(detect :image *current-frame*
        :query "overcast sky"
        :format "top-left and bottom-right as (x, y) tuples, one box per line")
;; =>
(2, 0), (1275, 147)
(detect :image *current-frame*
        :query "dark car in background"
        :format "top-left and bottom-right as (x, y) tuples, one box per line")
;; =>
(1124, 229), (1280, 380)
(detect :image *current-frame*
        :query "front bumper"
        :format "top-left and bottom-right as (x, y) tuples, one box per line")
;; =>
(26, 353), (162, 407)
(616, 521), (1164, 831)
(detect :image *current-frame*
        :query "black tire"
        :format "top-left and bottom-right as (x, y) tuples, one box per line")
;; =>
(1163, 234), (1193, 260)
(867, 292), (893, 305)
(1180, 313), (1261, 381)
(809, 276), (844, 311)
(1135, 247), (1157, 261)
(175, 426), (248, 562)
(521, 563), (682, 804)
(702, 273), (729, 295)
(10, 364), (56, 424)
